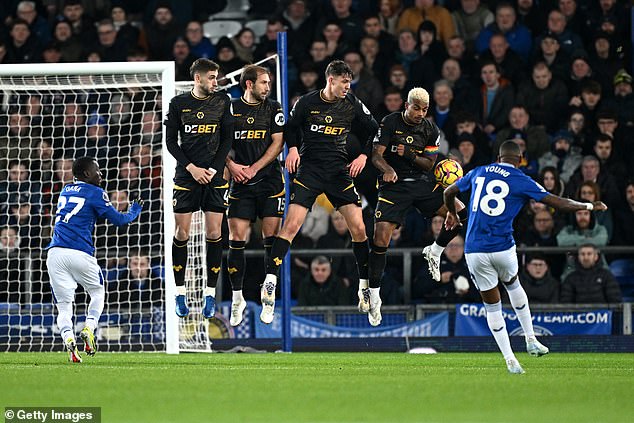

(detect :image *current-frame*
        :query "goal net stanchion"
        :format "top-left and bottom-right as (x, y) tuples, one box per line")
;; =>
(167, 52), (286, 353)
(0, 62), (174, 353)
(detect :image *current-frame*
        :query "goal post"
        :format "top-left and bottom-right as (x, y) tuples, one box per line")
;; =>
(0, 61), (175, 352)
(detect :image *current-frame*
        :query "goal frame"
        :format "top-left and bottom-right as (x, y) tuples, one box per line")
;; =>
(0, 61), (178, 353)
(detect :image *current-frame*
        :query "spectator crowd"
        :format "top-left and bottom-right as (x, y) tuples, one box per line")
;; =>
(0, 0), (632, 308)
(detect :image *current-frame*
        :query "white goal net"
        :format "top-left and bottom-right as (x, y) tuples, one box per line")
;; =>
(0, 62), (175, 352)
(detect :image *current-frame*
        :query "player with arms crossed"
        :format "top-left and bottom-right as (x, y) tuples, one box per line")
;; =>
(165, 58), (234, 318)
(46, 157), (143, 362)
(225, 65), (285, 326)
(260, 60), (379, 323)
(370, 87), (466, 325)
(444, 141), (607, 373)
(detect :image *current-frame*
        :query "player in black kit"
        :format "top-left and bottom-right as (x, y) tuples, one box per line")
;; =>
(225, 65), (285, 326)
(259, 60), (379, 324)
(370, 88), (467, 316)
(164, 58), (234, 319)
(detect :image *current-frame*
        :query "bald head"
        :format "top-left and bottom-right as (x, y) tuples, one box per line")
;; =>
(498, 140), (522, 165)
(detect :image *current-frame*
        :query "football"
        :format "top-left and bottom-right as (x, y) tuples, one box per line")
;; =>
(434, 158), (463, 188)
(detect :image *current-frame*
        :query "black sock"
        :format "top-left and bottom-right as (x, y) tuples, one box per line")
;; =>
(436, 209), (467, 247)
(368, 244), (388, 289)
(266, 237), (291, 278)
(172, 237), (188, 287)
(206, 237), (223, 288)
(227, 240), (246, 291)
(263, 236), (276, 270)
(352, 240), (370, 280)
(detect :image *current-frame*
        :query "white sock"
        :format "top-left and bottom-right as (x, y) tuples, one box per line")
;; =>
(56, 302), (74, 342)
(264, 273), (278, 286)
(86, 286), (104, 332)
(85, 317), (98, 332)
(176, 286), (186, 296)
(484, 301), (515, 361)
(359, 279), (369, 290)
(232, 290), (244, 303)
(203, 287), (216, 297)
(506, 280), (535, 339)
(369, 287), (381, 301)
(430, 242), (444, 256)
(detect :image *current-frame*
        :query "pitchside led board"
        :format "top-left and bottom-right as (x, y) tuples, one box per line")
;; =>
(455, 304), (613, 336)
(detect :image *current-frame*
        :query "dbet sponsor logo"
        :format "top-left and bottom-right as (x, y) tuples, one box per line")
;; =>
(184, 124), (218, 134)
(235, 129), (267, 140)
(309, 124), (345, 135)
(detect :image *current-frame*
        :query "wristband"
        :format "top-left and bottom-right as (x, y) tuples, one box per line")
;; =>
(585, 203), (594, 211)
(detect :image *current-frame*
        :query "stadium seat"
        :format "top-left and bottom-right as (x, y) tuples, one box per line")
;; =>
(210, 0), (249, 20)
(244, 19), (268, 38)
(609, 259), (634, 301)
(203, 20), (243, 44)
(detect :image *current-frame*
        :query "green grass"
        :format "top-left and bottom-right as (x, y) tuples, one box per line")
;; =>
(1, 352), (633, 423)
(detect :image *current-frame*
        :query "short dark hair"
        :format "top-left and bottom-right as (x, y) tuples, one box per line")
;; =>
(72, 156), (95, 178)
(499, 140), (521, 157)
(581, 79), (601, 95)
(595, 133), (613, 145)
(190, 58), (219, 79)
(325, 60), (353, 80)
(480, 59), (500, 74)
(240, 65), (269, 90)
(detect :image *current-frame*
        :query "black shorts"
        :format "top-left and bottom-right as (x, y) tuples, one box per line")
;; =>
(291, 165), (361, 209)
(227, 172), (285, 221)
(374, 178), (443, 225)
(172, 177), (229, 213)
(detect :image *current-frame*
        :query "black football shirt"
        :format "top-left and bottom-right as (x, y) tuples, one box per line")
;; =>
(231, 96), (284, 184)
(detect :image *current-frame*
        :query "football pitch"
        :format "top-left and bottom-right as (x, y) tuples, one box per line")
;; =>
(1, 352), (633, 423)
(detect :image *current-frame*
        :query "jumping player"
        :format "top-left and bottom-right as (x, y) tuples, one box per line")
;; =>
(165, 58), (234, 319)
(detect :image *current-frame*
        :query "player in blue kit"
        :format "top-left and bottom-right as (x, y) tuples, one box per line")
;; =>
(443, 141), (607, 373)
(46, 157), (143, 363)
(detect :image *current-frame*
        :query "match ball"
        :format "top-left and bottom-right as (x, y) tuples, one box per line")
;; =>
(434, 159), (463, 188)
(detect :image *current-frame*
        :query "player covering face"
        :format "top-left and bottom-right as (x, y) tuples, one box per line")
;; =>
(444, 141), (607, 373)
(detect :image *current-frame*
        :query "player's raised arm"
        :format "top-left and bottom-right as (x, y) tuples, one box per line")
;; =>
(371, 117), (397, 183)
(541, 194), (607, 212)
(95, 190), (143, 226)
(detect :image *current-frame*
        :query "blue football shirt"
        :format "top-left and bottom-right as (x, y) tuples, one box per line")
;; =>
(47, 182), (142, 255)
(455, 163), (548, 253)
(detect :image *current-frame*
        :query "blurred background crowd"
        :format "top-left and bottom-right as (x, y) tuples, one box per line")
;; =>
(0, 0), (632, 309)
